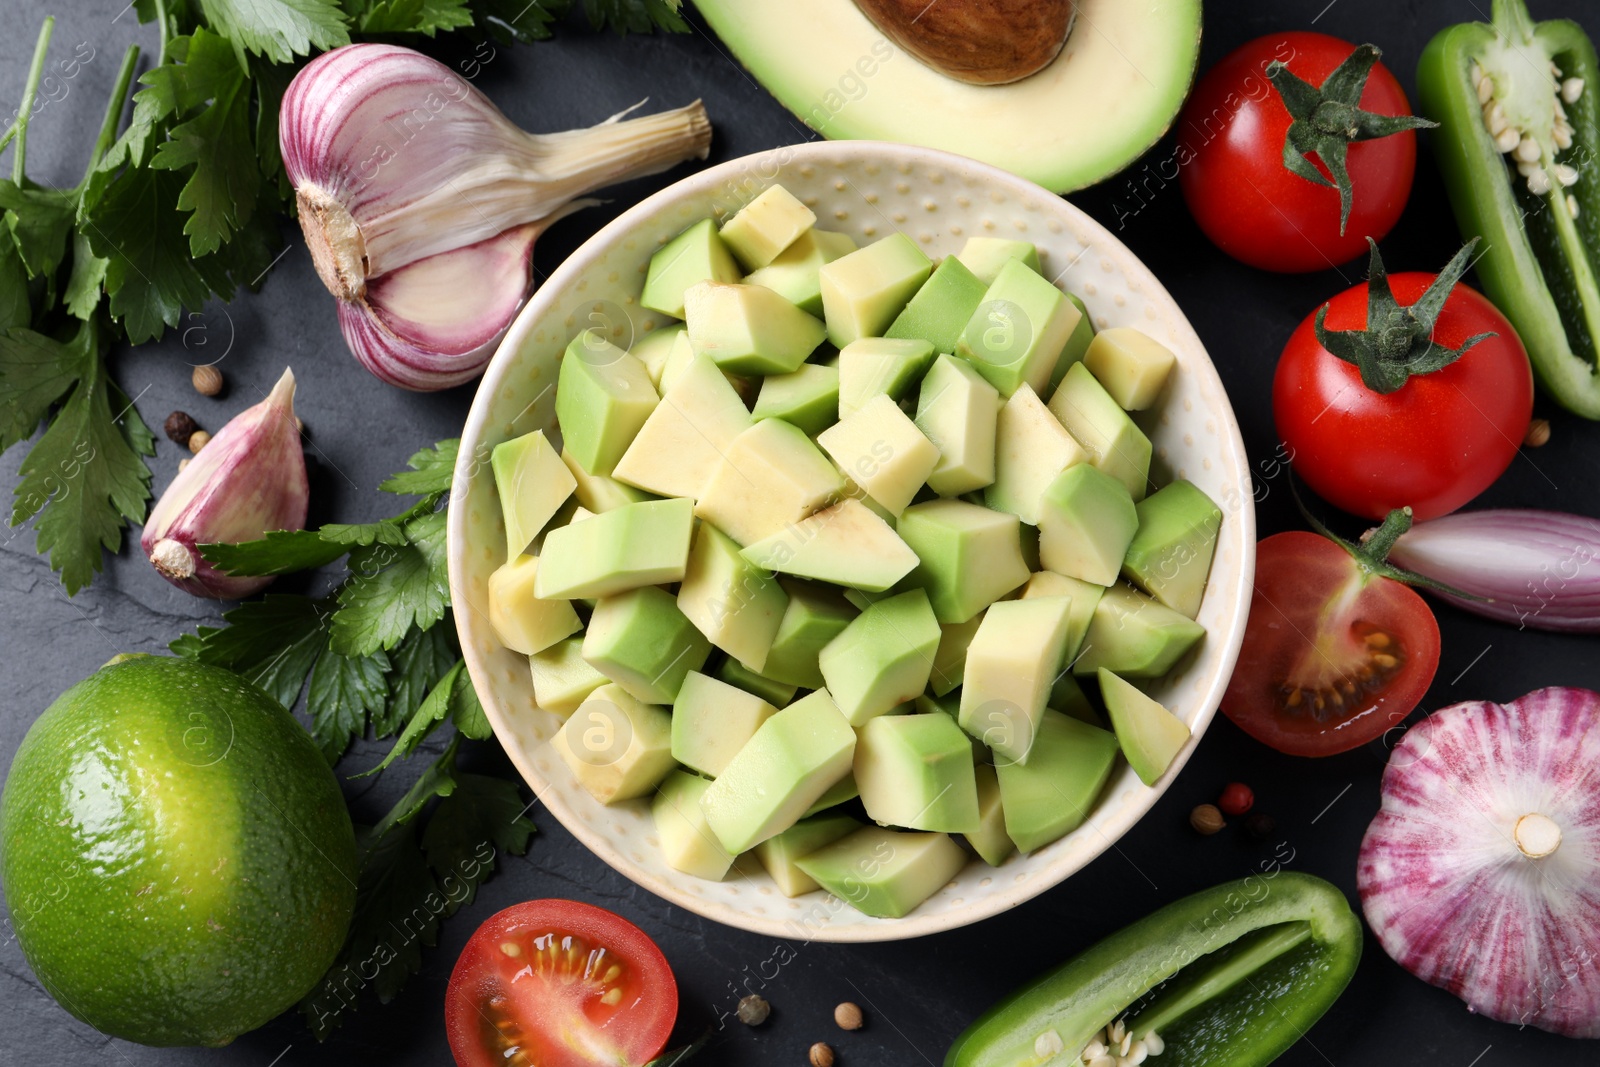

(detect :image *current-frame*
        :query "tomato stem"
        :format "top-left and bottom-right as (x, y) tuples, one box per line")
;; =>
(1288, 477), (1481, 599)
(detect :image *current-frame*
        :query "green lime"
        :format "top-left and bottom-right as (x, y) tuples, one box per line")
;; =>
(0, 655), (358, 1047)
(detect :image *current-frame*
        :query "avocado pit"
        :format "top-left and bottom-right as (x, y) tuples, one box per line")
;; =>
(852, 0), (1076, 85)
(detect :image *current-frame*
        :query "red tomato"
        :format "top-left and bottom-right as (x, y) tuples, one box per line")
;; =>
(446, 900), (677, 1067)
(1274, 273), (1532, 522)
(1223, 532), (1440, 757)
(1178, 33), (1419, 272)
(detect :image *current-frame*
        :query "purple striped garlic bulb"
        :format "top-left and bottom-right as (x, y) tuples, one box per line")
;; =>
(280, 43), (712, 391)
(1358, 687), (1600, 1037)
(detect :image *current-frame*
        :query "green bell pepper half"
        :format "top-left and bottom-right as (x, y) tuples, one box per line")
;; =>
(1417, 0), (1600, 417)
(943, 873), (1362, 1067)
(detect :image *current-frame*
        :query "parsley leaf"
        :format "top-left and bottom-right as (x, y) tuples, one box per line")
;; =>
(62, 233), (108, 321)
(420, 769), (534, 916)
(366, 659), (461, 774)
(379, 438), (459, 496)
(0, 327), (82, 451)
(469, 0), (563, 43)
(307, 645), (393, 762)
(451, 669), (491, 740)
(197, 0), (353, 65)
(0, 181), (76, 290)
(582, 0), (688, 34)
(329, 507), (449, 657)
(354, 0), (477, 35)
(85, 164), (212, 344)
(201, 527), (352, 576)
(375, 624), (457, 737)
(320, 519), (408, 547)
(170, 594), (331, 708)
(0, 241), (29, 330)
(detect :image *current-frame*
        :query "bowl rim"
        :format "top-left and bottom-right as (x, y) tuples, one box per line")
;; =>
(449, 138), (1256, 943)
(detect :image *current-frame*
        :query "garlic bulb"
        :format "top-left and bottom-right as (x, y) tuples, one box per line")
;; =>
(140, 369), (309, 599)
(1358, 687), (1600, 1037)
(280, 44), (713, 391)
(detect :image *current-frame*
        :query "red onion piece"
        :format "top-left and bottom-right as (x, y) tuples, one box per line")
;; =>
(1387, 509), (1600, 632)
(1359, 687), (1600, 1037)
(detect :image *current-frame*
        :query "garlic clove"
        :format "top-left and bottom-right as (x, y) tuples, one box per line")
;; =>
(1358, 687), (1600, 1038)
(139, 368), (309, 598)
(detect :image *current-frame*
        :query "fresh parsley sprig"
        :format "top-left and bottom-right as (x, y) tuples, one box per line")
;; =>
(1, 0), (685, 593)
(170, 439), (534, 1034)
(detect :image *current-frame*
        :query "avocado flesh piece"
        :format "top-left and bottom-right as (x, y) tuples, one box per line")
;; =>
(487, 555), (582, 656)
(929, 611), (984, 696)
(628, 324), (687, 388)
(1122, 479), (1222, 618)
(752, 364), (841, 436)
(1098, 668), (1191, 785)
(677, 521), (788, 671)
(802, 773), (861, 817)
(965, 763), (1015, 867)
(692, 0), (1201, 194)
(746, 229), (858, 316)
(535, 497), (695, 600)
(959, 596), (1074, 764)
(1020, 569), (1103, 666)
(654, 771), (737, 881)
(529, 637), (609, 717)
(818, 393), (940, 516)
(838, 336), (937, 417)
(641, 217), (741, 319)
(1037, 462), (1140, 587)
(886, 255), (988, 354)
(583, 586), (711, 705)
(995, 709), (1119, 853)
(915, 353), (1000, 497)
(694, 418), (845, 547)
(1047, 292), (1096, 395)
(491, 429), (575, 558)
(1048, 361), (1152, 501)
(985, 383), (1088, 525)
(754, 812), (863, 896)
(854, 712), (980, 834)
(551, 685), (676, 805)
(740, 499), (920, 593)
(555, 335), (660, 478)
(957, 257), (1081, 397)
(758, 579), (858, 689)
(1084, 326), (1176, 411)
(819, 233), (934, 347)
(716, 657), (799, 707)
(612, 352), (751, 501)
(794, 826), (966, 918)
(956, 238), (1041, 286)
(818, 589), (942, 725)
(685, 280), (827, 376)
(1073, 583), (1205, 678)
(671, 670), (779, 778)
(719, 184), (817, 271)
(897, 499), (1030, 624)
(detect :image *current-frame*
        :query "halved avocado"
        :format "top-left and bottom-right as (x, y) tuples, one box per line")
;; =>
(691, 0), (1202, 193)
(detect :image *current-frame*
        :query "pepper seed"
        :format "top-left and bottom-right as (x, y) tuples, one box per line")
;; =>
(1524, 418), (1551, 448)
(736, 995), (770, 1027)
(809, 1041), (835, 1067)
(834, 1002), (863, 1030)
(191, 364), (224, 397)
(1190, 803), (1225, 835)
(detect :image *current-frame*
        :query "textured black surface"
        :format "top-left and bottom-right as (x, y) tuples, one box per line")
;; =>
(3, 2), (1599, 1065)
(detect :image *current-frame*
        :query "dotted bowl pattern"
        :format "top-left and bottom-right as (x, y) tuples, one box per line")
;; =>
(448, 141), (1256, 943)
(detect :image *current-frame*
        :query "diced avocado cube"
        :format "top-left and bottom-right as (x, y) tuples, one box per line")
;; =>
(535, 498), (694, 599)
(817, 394), (939, 517)
(754, 812), (862, 897)
(653, 771), (737, 881)
(487, 554), (582, 655)
(684, 281), (826, 376)
(628, 325), (687, 388)
(835, 469), (899, 525)
(965, 763), (1014, 867)
(745, 229), (858, 316)
(1037, 463), (1139, 586)
(561, 447), (653, 512)
(1021, 570), (1103, 666)
(898, 499), (1030, 625)
(818, 590), (941, 726)
(985, 384), (1089, 524)
(819, 233), (934, 347)
(957, 258), (1081, 397)
(842, 587), (892, 612)
(1083, 327), (1176, 411)
(492, 430), (576, 558)
(1073, 584), (1205, 678)
(753, 364), (841, 436)
(740, 499), (919, 592)
(671, 670), (778, 777)
(1047, 292), (1096, 395)
(959, 596), (1074, 764)
(915, 354), (1000, 497)
(930, 611), (984, 697)
(1098, 668), (1191, 785)
(956, 237), (1041, 285)
(996, 710), (1119, 852)
(838, 336), (937, 418)
(794, 827), (965, 919)
(612, 353), (750, 501)
(760, 579), (858, 689)
(716, 658), (799, 708)
(678, 522), (788, 670)
(583, 586), (711, 704)
(529, 637), (609, 717)
(656, 329), (699, 394)
(1123, 480), (1222, 618)
(557, 334), (660, 477)
(802, 774), (861, 818)
(551, 684), (676, 804)
(1048, 362), (1152, 501)
(719, 184), (817, 270)
(1051, 672), (1102, 727)
(700, 689), (857, 853)
(886, 255), (988, 354)
(855, 713), (980, 834)
(695, 418), (844, 547)
(641, 218), (741, 319)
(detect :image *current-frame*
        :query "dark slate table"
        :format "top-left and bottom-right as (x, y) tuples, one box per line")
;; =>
(4, 2), (1597, 1065)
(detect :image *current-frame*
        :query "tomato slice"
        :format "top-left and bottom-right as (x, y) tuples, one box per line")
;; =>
(446, 900), (677, 1067)
(1222, 532), (1440, 757)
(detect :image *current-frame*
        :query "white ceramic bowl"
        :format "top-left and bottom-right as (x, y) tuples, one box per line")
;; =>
(449, 140), (1255, 942)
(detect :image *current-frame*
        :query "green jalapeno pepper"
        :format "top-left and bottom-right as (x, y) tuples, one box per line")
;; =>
(1417, 0), (1600, 418)
(944, 873), (1361, 1067)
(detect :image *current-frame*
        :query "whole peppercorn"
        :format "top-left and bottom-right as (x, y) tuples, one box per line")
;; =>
(191, 364), (224, 397)
(1243, 812), (1278, 840)
(834, 1002), (863, 1030)
(164, 410), (200, 445)
(809, 1042), (835, 1067)
(1190, 803), (1226, 835)
(1524, 417), (1551, 448)
(1218, 782), (1255, 817)
(736, 995), (770, 1027)
(187, 430), (212, 454)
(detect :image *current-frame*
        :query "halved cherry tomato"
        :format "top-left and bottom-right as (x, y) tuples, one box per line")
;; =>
(446, 899), (677, 1067)
(1223, 530), (1440, 757)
